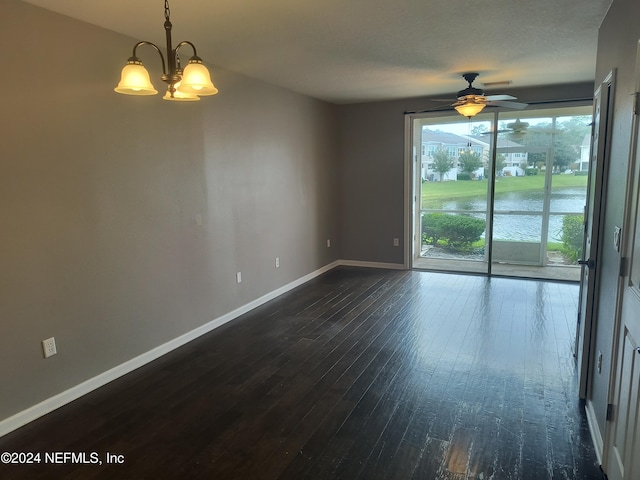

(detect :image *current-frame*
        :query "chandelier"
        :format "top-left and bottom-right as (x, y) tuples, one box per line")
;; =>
(115, 0), (218, 102)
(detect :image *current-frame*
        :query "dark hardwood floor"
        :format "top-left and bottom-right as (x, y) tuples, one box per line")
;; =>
(0, 267), (603, 479)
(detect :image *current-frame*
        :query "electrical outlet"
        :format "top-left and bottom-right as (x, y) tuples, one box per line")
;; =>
(393, 237), (400, 247)
(42, 337), (57, 358)
(275, 257), (280, 268)
(236, 272), (242, 283)
(327, 239), (331, 248)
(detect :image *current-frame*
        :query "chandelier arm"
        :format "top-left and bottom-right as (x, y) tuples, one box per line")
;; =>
(175, 41), (199, 58)
(131, 41), (167, 75)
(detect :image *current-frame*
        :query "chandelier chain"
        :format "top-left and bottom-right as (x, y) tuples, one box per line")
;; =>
(164, 0), (171, 22)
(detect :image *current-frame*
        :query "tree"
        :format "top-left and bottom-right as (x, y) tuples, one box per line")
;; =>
(495, 153), (506, 175)
(485, 153), (506, 177)
(432, 149), (453, 181)
(458, 150), (483, 176)
(527, 151), (545, 170)
(515, 116), (591, 172)
(553, 141), (577, 172)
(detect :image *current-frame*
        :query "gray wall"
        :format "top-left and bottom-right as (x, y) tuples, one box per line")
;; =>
(0, 1), (338, 423)
(588, 0), (640, 443)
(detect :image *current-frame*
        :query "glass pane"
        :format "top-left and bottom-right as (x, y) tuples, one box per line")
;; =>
(550, 185), (588, 213)
(494, 178), (546, 212)
(493, 213), (543, 243)
(415, 113), (491, 273)
(490, 106), (591, 280)
(492, 213), (543, 264)
(540, 113), (589, 218)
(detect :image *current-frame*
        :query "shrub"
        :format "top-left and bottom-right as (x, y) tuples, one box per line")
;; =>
(525, 168), (539, 176)
(457, 172), (472, 181)
(422, 213), (485, 252)
(422, 213), (446, 246)
(575, 170), (589, 176)
(561, 215), (584, 262)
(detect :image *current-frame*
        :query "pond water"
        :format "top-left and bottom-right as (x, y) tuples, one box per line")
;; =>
(426, 187), (586, 242)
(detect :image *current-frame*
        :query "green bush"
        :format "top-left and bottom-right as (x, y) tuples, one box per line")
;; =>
(574, 170), (589, 176)
(422, 213), (446, 245)
(422, 213), (485, 252)
(561, 214), (584, 262)
(457, 172), (472, 181)
(525, 168), (539, 176)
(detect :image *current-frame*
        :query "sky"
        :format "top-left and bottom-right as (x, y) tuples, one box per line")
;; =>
(421, 116), (581, 136)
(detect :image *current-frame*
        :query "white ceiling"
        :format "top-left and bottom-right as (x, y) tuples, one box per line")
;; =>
(24, 0), (612, 104)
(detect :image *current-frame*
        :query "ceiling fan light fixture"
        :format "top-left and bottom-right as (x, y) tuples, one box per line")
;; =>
(446, 72), (528, 118)
(454, 98), (486, 118)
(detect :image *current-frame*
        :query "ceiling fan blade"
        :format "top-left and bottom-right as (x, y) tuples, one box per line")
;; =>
(479, 129), (511, 135)
(529, 127), (563, 134)
(404, 104), (455, 114)
(487, 100), (528, 109)
(485, 94), (517, 101)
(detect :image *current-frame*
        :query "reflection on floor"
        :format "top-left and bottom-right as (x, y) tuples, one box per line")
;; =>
(414, 257), (581, 282)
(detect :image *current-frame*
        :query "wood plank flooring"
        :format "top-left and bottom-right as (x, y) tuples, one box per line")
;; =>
(0, 267), (603, 479)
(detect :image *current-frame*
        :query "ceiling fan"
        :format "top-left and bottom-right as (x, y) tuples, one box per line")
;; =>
(480, 118), (531, 136)
(405, 72), (529, 117)
(505, 118), (530, 133)
(479, 118), (563, 136)
(449, 72), (528, 118)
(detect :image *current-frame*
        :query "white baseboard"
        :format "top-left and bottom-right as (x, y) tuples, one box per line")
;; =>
(338, 259), (406, 270)
(585, 399), (604, 465)
(0, 260), (343, 438)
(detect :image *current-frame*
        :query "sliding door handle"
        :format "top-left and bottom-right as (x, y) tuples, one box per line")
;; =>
(578, 258), (596, 269)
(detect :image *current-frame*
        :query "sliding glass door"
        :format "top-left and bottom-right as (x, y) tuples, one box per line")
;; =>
(490, 146), (551, 267)
(410, 105), (592, 280)
(413, 112), (493, 274)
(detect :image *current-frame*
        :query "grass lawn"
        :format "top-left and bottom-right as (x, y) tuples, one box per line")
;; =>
(421, 174), (588, 203)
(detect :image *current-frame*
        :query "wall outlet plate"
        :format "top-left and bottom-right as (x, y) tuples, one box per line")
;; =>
(42, 337), (57, 358)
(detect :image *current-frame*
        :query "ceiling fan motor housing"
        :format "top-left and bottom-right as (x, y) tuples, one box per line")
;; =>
(457, 72), (484, 99)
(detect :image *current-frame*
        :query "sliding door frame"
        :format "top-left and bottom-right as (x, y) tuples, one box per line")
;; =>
(405, 102), (593, 276)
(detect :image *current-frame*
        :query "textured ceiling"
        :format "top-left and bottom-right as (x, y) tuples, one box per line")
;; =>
(23, 0), (612, 104)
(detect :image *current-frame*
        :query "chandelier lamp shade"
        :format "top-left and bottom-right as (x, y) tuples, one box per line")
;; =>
(114, 0), (218, 102)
